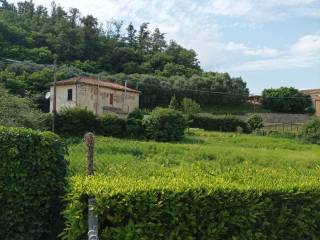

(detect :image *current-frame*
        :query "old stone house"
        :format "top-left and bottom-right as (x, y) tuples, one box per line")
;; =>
(301, 89), (320, 116)
(50, 77), (140, 117)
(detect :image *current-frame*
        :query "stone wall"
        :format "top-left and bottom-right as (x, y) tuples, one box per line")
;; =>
(241, 113), (312, 123)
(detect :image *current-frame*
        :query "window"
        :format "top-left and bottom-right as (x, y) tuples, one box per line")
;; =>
(110, 93), (113, 105)
(67, 89), (73, 101)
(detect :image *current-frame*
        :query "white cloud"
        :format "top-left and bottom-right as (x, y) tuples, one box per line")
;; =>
(204, 0), (320, 20)
(225, 42), (279, 57)
(228, 34), (320, 71)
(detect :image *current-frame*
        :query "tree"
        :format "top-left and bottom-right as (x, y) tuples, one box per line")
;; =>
(138, 22), (151, 52)
(169, 95), (179, 110)
(262, 87), (312, 113)
(125, 22), (137, 47)
(180, 97), (200, 116)
(151, 28), (166, 52)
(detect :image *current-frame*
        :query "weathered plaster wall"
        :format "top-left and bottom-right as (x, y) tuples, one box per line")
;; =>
(50, 85), (77, 112)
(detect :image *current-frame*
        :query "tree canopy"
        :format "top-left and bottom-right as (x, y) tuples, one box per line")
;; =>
(0, 0), (249, 111)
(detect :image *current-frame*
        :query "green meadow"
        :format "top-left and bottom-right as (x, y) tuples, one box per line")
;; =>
(67, 129), (320, 191)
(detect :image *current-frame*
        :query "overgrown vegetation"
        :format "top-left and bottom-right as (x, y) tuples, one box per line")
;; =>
(299, 118), (320, 145)
(0, 126), (67, 240)
(0, 85), (49, 129)
(64, 129), (320, 239)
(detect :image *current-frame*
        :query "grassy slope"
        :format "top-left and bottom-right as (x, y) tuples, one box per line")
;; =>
(67, 129), (320, 193)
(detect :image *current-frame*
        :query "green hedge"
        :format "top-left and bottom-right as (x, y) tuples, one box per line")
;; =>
(63, 177), (320, 239)
(190, 113), (251, 133)
(0, 126), (67, 240)
(55, 107), (99, 137)
(98, 114), (127, 138)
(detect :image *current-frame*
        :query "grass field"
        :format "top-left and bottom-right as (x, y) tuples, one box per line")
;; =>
(67, 129), (320, 191)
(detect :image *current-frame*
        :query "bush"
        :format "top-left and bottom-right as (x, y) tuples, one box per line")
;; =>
(247, 114), (264, 131)
(126, 118), (145, 139)
(262, 87), (312, 113)
(190, 114), (251, 133)
(98, 114), (127, 138)
(143, 108), (187, 141)
(0, 86), (48, 130)
(299, 118), (320, 144)
(55, 107), (99, 137)
(0, 126), (67, 240)
(127, 108), (144, 120)
(63, 176), (320, 239)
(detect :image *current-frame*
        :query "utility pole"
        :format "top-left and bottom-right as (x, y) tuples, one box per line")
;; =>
(123, 80), (127, 113)
(84, 132), (99, 240)
(52, 56), (57, 132)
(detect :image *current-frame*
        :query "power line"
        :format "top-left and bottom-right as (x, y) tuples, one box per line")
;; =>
(0, 57), (312, 100)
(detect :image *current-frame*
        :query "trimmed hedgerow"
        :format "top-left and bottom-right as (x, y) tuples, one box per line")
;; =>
(190, 113), (251, 133)
(63, 176), (320, 240)
(0, 126), (67, 240)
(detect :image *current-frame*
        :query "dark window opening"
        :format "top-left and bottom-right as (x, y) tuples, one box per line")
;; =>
(67, 89), (73, 101)
(110, 93), (113, 105)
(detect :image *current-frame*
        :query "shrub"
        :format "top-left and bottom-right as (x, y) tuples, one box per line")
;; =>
(98, 114), (126, 138)
(63, 176), (320, 239)
(55, 107), (99, 137)
(127, 108), (144, 120)
(299, 118), (320, 144)
(143, 107), (187, 141)
(191, 113), (251, 133)
(126, 118), (145, 139)
(247, 114), (264, 131)
(0, 86), (48, 130)
(0, 126), (67, 240)
(262, 87), (312, 113)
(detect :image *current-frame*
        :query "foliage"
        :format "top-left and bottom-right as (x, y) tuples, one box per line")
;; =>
(168, 94), (179, 110)
(190, 113), (251, 133)
(98, 114), (126, 138)
(55, 107), (98, 137)
(126, 118), (145, 139)
(0, 1), (249, 110)
(0, 126), (67, 240)
(299, 118), (320, 145)
(127, 108), (144, 120)
(262, 87), (312, 113)
(0, 2), (201, 76)
(0, 85), (48, 129)
(143, 107), (187, 141)
(180, 97), (200, 117)
(247, 114), (264, 131)
(64, 129), (320, 239)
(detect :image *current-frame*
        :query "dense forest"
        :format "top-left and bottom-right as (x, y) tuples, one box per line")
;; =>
(0, 0), (249, 111)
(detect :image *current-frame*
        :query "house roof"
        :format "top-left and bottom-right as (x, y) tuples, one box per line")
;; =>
(54, 77), (141, 94)
(301, 89), (320, 94)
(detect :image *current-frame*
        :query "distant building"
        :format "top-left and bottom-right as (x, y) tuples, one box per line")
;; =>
(247, 95), (262, 105)
(301, 89), (320, 116)
(50, 77), (140, 117)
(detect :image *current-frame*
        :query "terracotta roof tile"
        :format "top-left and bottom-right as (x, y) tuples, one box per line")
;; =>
(54, 77), (141, 94)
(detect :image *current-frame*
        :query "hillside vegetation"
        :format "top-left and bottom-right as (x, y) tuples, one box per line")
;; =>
(0, 1), (248, 111)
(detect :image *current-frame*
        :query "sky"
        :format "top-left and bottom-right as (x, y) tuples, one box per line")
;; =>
(12, 0), (320, 94)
